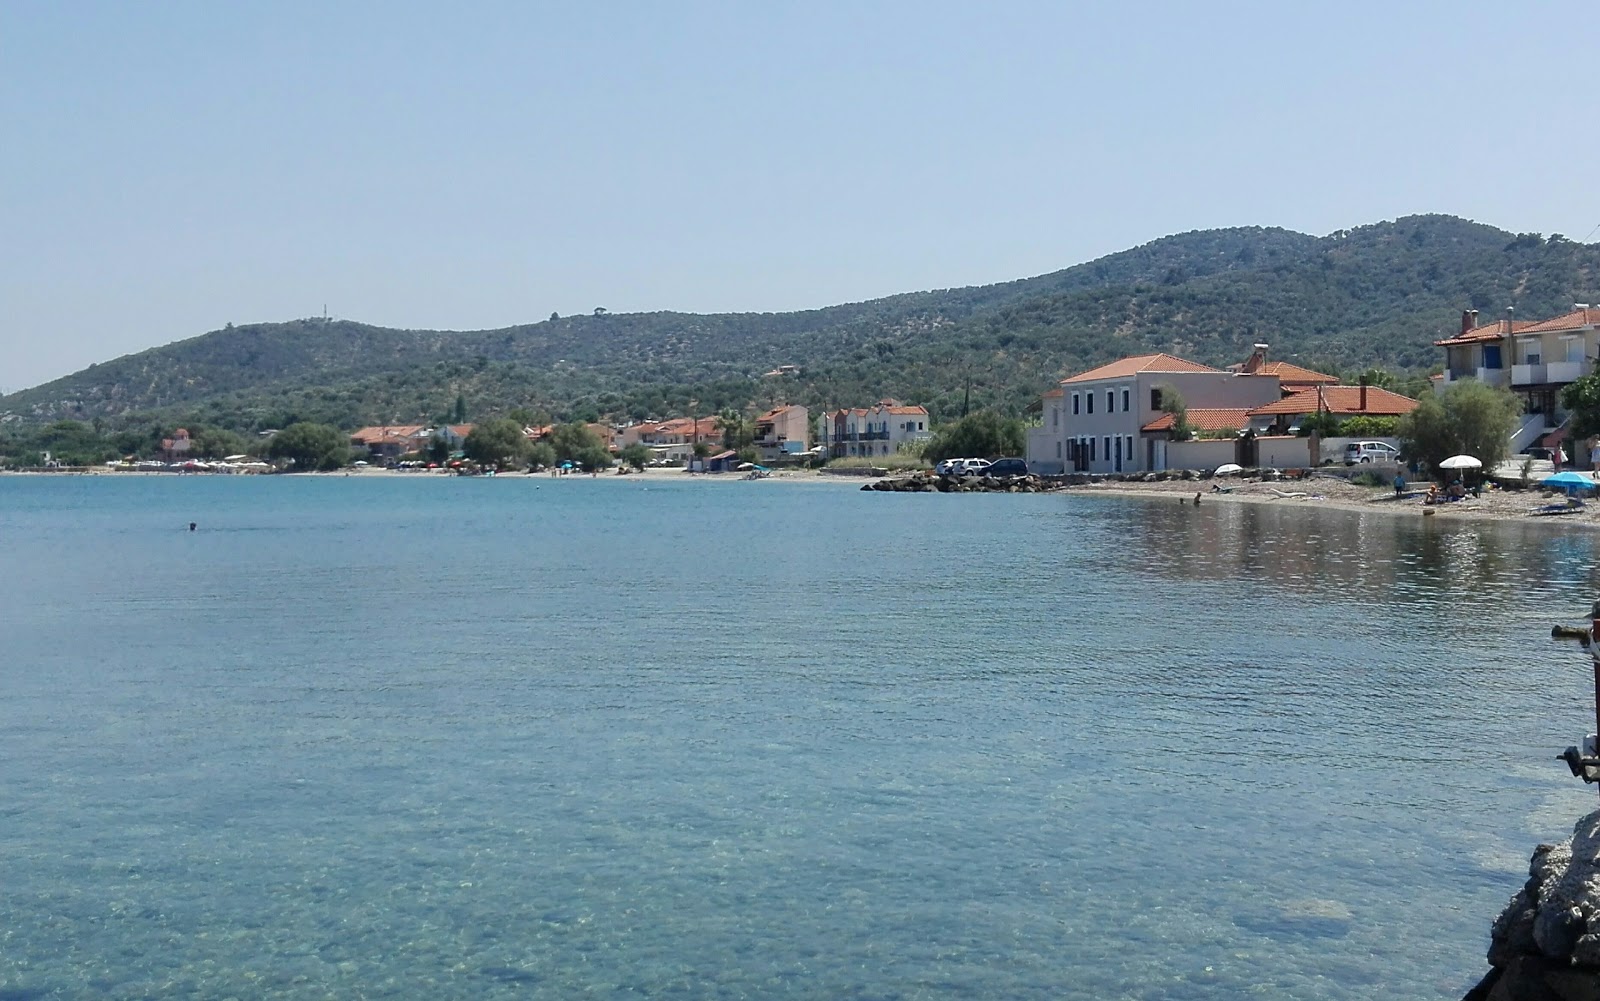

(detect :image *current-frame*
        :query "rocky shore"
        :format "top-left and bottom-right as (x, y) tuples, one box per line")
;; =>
(860, 471), (1067, 493)
(1467, 809), (1600, 1000)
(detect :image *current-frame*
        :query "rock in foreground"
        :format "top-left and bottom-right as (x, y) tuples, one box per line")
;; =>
(1468, 809), (1600, 1000)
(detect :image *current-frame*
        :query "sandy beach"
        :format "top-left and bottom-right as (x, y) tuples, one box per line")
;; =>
(1070, 472), (1600, 530)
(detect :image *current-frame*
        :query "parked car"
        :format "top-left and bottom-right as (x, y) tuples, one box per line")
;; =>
(1344, 441), (1400, 465)
(984, 457), (1030, 478)
(935, 458), (963, 475)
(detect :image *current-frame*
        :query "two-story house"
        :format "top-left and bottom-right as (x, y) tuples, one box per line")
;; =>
(1026, 353), (1283, 474)
(1436, 305), (1600, 453)
(752, 405), (809, 462)
(818, 401), (931, 458)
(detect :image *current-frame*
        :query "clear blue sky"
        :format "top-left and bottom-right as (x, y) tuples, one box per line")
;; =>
(2, 0), (1596, 391)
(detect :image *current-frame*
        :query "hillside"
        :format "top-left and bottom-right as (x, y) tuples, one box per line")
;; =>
(4, 215), (1598, 431)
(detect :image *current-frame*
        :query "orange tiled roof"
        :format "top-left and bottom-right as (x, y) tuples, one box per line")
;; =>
(1257, 361), (1337, 385)
(1041, 388), (1064, 399)
(1248, 385), (1419, 417)
(351, 424), (426, 444)
(1518, 308), (1600, 333)
(1141, 408), (1254, 433)
(884, 405), (928, 415)
(1435, 320), (1538, 346)
(1062, 353), (1224, 384)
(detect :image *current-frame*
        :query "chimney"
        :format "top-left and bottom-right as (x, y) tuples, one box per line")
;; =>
(1503, 305), (1515, 335)
(1461, 309), (1478, 336)
(1359, 373), (1370, 412)
(1240, 343), (1269, 374)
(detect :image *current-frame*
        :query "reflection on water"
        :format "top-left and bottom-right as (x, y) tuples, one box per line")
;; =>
(1, 478), (1597, 1000)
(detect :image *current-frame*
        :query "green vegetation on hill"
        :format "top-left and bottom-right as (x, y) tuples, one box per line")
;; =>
(4, 215), (1597, 439)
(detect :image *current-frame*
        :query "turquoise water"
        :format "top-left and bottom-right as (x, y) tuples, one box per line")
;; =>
(2, 475), (1597, 1000)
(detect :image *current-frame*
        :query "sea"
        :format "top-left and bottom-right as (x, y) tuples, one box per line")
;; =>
(2, 474), (1596, 1000)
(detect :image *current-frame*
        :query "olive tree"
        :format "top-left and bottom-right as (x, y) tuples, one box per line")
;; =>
(1397, 381), (1521, 475)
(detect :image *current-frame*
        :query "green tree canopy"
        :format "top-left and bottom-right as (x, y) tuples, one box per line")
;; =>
(1561, 374), (1600, 443)
(463, 418), (532, 468)
(549, 423), (612, 470)
(619, 442), (650, 470)
(529, 441), (557, 469)
(266, 422), (350, 471)
(1155, 384), (1192, 440)
(922, 411), (1025, 463)
(1397, 381), (1520, 475)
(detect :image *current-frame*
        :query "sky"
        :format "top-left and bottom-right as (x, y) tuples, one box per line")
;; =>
(2, 1), (1597, 391)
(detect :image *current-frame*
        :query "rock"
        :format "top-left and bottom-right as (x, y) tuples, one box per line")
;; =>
(1473, 811), (1600, 999)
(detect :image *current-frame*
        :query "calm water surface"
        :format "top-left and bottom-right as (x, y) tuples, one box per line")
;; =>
(2, 475), (1597, 1000)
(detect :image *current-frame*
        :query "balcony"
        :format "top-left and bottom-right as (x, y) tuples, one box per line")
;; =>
(1512, 363), (1546, 386)
(1513, 361), (1585, 386)
(1445, 367), (1510, 387)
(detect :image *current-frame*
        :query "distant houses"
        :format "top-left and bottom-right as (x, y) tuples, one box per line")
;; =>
(817, 401), (930, 458)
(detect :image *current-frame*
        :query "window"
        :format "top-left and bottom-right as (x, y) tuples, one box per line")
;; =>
(1090, 438), (1096, 461)
(1122, 388), (1130, 412)
(1151, 388), (1163, 410)
(1103, 436), (1111, 462)
(1056, 441), (1062, 458)
(1052, 407), (1059, 428)
(1126, 436), (1135, 466)
(1072, 393), (1080, 415)
(1086, 393), (1094, 415)
(1107, 390), (1115, 413)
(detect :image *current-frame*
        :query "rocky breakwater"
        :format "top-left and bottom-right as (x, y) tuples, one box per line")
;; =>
(1467, 809), (1600, 1000)
(861, 471), (1063, 493)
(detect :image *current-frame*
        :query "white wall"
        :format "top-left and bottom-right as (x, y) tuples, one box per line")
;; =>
(1257, 435), (1316, 469)
(1165, 439), (1236, 470)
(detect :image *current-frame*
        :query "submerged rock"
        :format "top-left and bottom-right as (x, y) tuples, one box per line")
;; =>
(1468, 810), (1600, 1000)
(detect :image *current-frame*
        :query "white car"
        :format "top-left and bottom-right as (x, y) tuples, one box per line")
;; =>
(1344, 441), (1400, 464)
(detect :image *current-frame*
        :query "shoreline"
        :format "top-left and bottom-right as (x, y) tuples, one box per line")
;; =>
(1067, 476), (1600, 531)
(11, 465), (1600, 530)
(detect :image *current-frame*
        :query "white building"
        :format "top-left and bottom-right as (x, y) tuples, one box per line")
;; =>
(1026, 353), (1282, 474)
(818, 401), (932, 458)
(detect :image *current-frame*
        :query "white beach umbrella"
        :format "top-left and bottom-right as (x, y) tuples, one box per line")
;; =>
(1213, 463), (1244, 476)
(1438, 454), (1482, 470)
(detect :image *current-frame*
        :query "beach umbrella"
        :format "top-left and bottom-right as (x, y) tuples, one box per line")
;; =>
(1438, 455), (1482, 470)
(736, 462), (755, 471)
(1544, 471), (1596, 495)
(1213, 463), (1243, 476)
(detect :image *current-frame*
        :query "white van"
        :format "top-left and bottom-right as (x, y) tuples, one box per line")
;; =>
(1344, 441), (1400, 465)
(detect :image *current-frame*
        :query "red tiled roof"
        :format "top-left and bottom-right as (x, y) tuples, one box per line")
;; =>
(1248, 385), (1419, 417)
(1041, 388), (1064, 399)
(1256, 361), (1338, 385)
(351, 425), (427, 444)
(1062, 353), (1223, 384)
(1141, 408), (1254, 432)
(1435, 320), (1538, 346)
(885, 405), (928, 415)
(1519, 308), (1600, 333)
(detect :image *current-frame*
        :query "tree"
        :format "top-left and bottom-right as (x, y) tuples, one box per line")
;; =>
(463, 418), (532, 468)
(266, 422), (349, 471)
(549, 422), (612, 471)
(620, 442), (650, 470)
(922, 411), (1025, 463)
(549, 312), (560, 322)
(1397, 381), (1521, 474)
(425, 434), (451, 465)
(186, 425), (249, 459)
(529, 441), (557, 469)
(717, 407), (754, 450)
(452, 393), (468, 423)
(1154, 385), (1192, 440)
(1297, 411), (1343, 438)
(593, 307), (607, 316)
(1562, 374), (1600, 443)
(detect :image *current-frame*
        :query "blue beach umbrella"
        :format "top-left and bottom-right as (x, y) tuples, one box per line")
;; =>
(1543, 471), (1596, 495)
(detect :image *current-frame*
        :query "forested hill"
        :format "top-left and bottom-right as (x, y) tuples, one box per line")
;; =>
(5, 215), (1598, 431)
